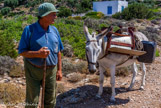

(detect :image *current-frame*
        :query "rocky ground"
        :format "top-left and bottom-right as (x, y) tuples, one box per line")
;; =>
(0, 52), (161, 108)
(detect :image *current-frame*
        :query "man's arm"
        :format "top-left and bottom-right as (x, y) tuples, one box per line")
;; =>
(20, 47), (50, 58)
(56, 51), (62, 81)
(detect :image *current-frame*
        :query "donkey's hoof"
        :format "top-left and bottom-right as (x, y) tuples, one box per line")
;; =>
(140, 86), (144, 90)
(95, 94), (101, 100)
(110, 97), (116, 103)
(127, 87), (132, 91)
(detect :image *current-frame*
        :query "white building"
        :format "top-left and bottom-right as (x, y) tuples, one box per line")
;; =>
(93, 0), (128, 16)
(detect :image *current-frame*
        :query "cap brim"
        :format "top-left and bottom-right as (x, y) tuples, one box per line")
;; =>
(41, 9), (59, 17)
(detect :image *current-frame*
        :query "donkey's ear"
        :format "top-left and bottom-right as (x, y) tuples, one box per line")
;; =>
(83, 25), (90, 36)
(96, 28), (109, 40)
(83, 25), (91, 40)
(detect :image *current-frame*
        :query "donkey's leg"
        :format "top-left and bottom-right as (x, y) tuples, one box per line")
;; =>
(140, 63), (146, 90)
(110, 66), (116, 102)
(96, 66), (105, 98)
(128, 62), (138, 90)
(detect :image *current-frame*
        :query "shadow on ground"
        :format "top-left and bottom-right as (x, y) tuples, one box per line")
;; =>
(55, 85), (138, 108)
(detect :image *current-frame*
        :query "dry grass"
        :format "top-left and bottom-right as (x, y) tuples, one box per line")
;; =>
(104, 67), (131, 77)
(9, 65), (25, 77)
(88, 75), (99, 83)
(116, 67), (131, 77)
(75, 61), (88, 74)
(0, 83), (25, 106)
(62, 58), (88, 76)
(57, 83), (65, 94)
(67, 73), (84, 83)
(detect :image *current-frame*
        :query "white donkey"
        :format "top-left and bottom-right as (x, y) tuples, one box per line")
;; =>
(84, 25), (148, 102)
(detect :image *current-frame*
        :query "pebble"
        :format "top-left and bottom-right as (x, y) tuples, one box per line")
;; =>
(121, 82), (128, 86)
(74, 59), (79, 63)
(0, 104), (6, 108)
(0, 79), (10, 83)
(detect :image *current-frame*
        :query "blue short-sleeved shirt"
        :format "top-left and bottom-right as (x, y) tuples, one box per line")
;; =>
(18, 21), (64, 66)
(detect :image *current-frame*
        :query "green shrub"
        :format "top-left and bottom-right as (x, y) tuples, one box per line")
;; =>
(58, 7), (72, 17)
(97, 12), (104, 18)
(85, 12), (104, 19)
(73, 16), (82, 20)
(0, 15), (37, 58)
(18, 0), (26, 5)
(112, 12), (122, 19)
(156, 49), (160, 57)
(54, 19), (86, 59)
(112, 3), (154, 20)
(4, 0), (19, 8)
(98, 23), (108, 30)
(142, 0), (156, 8)
(1, 7), (11, 15)
(25, 0), (44, 7)
(0, 35), (18, 58)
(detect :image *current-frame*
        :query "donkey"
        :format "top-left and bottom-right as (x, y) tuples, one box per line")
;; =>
(84, 25), (148, 102)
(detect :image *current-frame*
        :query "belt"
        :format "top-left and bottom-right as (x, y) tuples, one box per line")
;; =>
(28, 61), (55, 69)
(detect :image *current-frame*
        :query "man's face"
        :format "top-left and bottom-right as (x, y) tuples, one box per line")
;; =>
(43, 12), (57, 24)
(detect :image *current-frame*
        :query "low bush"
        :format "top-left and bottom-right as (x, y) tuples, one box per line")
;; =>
(0, 36), (18, 58)
(112, 3), (154, 20)
(54, 19), (86, 58)
(112, 12), (122, 19)
(25, 0), (44, 7)
(85, 12), (104, 19)
(105, 67), (131, 77)
(73, 16), (82, 20)
(58, 7), (72, 17)
(62, 58), (87, 75)
(4, 0), (19, 9)
(0, 83), (25, 105)
(1, 7), (11, 15)
(67, 73), (83, 83)
(62, 40), (73, 57)
(62, 58), (76, 76)
(84, 18), (110, 30)
(0, 56), (18, 75)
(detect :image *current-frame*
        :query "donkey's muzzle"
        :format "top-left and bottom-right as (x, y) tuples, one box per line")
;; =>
(89, 69), (96, 74)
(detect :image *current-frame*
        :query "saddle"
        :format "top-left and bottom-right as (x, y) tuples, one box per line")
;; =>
(98, 26), (146, 59)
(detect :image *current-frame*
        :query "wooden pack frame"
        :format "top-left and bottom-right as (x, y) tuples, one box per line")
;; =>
(101, 27), (146, 58)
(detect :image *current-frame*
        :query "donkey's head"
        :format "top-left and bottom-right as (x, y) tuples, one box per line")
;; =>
(84, 25), (109, 73)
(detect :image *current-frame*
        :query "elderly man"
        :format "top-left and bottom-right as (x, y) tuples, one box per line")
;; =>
(18, 2), (64, 108)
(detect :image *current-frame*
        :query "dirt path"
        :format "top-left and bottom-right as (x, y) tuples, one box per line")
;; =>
(56, 57), (161, 108)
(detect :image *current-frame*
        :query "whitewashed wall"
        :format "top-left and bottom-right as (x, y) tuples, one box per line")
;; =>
(118, 1), (128, 12)
(93, 1), (128, 16)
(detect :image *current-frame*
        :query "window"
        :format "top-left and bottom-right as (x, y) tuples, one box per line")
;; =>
(107, 6), (112, 14)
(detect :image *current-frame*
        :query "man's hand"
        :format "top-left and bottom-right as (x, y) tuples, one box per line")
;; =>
(38, 47), (50, 58)
(19, 47), (50, 58)
(56, 70), (62, 81)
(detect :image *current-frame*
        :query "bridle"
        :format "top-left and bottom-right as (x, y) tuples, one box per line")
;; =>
(86, 40), (98, 66)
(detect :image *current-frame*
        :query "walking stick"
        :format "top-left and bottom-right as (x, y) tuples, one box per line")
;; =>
(41, 58), (46, 108)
